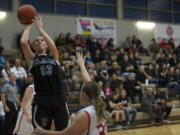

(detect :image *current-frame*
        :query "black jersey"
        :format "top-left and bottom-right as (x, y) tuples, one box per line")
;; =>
(30, 54), (63, 96)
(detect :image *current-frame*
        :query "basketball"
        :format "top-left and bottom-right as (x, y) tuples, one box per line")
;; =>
(17, 4), (37, 25)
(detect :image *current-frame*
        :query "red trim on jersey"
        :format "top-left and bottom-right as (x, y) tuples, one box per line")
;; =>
(84, 111), (91, 135)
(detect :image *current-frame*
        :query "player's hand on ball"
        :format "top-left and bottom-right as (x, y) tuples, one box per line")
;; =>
(33, 16), (43, 30)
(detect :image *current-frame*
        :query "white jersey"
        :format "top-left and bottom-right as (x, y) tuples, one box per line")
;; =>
(13, 84), (35, 135)
(79, 105), (107, 135)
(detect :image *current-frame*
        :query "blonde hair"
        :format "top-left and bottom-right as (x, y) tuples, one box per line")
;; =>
(82, 81), (107, 122)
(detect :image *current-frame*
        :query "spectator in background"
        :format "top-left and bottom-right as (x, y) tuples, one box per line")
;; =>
(55, 33), (66, 47)
(168, 38), (175, 49)
(100, 47), (112, 63)
(121, 55), (135, 77)
(149, 38), (159, 54)
(0, 74), (5, 135)
(123, 74), (142, 103)
(106, 38), (114, 50)
(169, 53), (179, 67)
(85, 51), (93, 64)
(155, 88), (172, 123)
(1, 61), (12, 81)
(159, 39), (170, 49)
(74, 34), (86, 51)
(11, 58), (27, 79)
(119, 90), (137, 125)
(110, 73), (122, 92)
(92, 49), (101, 65)
(132, 35), (149, 56)
(122, 36), (133, 52)
(98, 61), (109, 82)
(64, 33), (74, 53)
(0, 44), (4, 68)
(141, 88), (163, 126)
(136, 66), (150, 84)
(108, 62), (120, 77)
(65, 33), (74, 45)
(133, 52), (142, 69)
(86, 35), (97, 55)
(116, 48), (125, 66)
(167, 67), (180, 96)
(61, 52), (74, 67)
(1, 73), (19, 135)
(105, 92), (125, 129)
(156, 53), (168, 66)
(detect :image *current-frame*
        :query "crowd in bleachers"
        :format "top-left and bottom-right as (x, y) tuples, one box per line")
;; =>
(0, 33), (180, 132)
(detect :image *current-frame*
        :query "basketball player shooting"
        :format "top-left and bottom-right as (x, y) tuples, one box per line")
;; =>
(20, 16), (69, 131)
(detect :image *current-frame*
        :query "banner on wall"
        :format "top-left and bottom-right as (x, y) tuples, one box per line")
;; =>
(77, 18), (93, 35)
(154, 24), (180, 47)
(77, 18), (116, 43)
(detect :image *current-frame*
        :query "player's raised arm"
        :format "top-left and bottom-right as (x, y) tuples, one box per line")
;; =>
(21, 25), (35, 66)
(33, 16), (59, 62)
(75, 52), (91, 82)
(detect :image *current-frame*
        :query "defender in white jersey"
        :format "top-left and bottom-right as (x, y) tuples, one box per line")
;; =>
(13, 84), (35, 135)
(79, 105), (107, 135)
(34, 52), (107, 135)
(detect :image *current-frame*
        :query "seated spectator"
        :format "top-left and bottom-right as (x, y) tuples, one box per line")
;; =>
(85, 51), (93, 63)
(121, 55), (135, 77)
(108, 62), (120, 76)
(136, 66), (150, 84)
(119, 90), (137, 125)
(61, 52), (74, 66)
(86, 62), (97, 77)
(105, 93), (125, 128)
(55, 33), (66, 47)
(156, 53), (168, 66)
(100, 47), (112, 63)
(11, 58), (27, 79)
(169, 53), (179, 67)
(123, 74), (142, 103)
(103, 81), (113, 96)
(98, 61), (109, 82)
(106, 38), (114, 50)
(149, 38), (159, 54)
(122, 36), (133, 52)
(1, 61), (13, 81)
(157, 64), (168, 87)
(168, 38), (175, 49)
(159, 39), (170, 49)
(167, 67), (180, 96)
(74, 34), (86, 51)
(86, 35), (97, 55)
(132, 35), (149, 56)
(64, 33), (74, 53)
(155, 88), (172, 123)
(65, 33), (74, 45)
(92, 49), (101, 65)
(141, 88), (163, 126)
(133, 52), (142, 69)
(116, 48), (125, 66)
(0, 45), (5, 72)
(110, 73), (122, 92)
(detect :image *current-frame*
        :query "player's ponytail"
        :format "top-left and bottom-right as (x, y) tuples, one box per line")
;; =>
(91, 95), (107, 122)
(82, 81), (107, 122)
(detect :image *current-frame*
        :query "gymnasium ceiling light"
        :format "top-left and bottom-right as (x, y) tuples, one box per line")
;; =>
(136, 21), (155, 30)
(0, 11), (7, 20)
